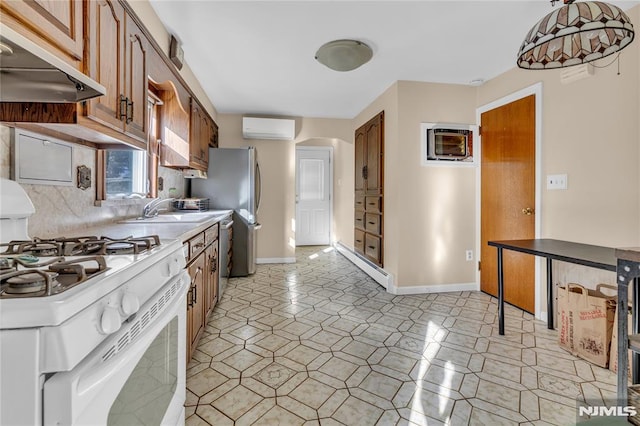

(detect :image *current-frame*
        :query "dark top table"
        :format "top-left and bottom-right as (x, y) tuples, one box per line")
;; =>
(614, 247), (640, 402)
(487, 239), (617, 335)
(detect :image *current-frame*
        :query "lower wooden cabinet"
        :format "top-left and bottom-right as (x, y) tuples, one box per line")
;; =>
(186, 251), (205, 360)
(185, 223), (220, 361)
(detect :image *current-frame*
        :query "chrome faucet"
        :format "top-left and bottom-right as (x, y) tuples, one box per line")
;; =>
(141, 198), (175, 218)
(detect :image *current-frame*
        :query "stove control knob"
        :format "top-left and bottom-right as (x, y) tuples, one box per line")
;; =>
(100, 306), (121, 335)
(167, 256), (181, 277)
(121, 292), (140, 317)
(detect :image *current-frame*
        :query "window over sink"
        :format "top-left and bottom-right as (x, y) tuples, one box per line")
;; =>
(96, 91), (161, 202)
(104, 150), (148, 198)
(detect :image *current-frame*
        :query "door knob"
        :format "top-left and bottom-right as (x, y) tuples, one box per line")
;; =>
(522, 207), (534, 215)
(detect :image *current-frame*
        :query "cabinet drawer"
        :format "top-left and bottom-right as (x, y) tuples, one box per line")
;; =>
(355, 211), (365, 230)
(354, 229), (365, 254)
(365, 196), (381, 213)
(205, 224), (219, 245)
(364, 234), (381, 263)
(355, 194), (365, 210)
(189, 233), (206, 258)
(365, 213), (381, 235)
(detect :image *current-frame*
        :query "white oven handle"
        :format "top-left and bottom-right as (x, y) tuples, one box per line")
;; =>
(44, 272), (189, 426)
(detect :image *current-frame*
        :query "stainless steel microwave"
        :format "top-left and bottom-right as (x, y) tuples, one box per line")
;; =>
(427, 128), (473, 161)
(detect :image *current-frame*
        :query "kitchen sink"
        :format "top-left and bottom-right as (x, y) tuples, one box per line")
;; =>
(120, 211), (229, 224)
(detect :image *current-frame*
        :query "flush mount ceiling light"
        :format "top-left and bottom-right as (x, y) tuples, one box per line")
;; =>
(517, 0), (635, 70)
(315, 39), (373, 72)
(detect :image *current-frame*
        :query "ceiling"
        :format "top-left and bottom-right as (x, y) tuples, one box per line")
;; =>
(149, 1), (640, 119)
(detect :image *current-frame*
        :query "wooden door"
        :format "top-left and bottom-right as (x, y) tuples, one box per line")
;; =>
(365, 113), (383, 193)
(480, 95), (536, 313)
(1, 0), (83, 65)
(123, 13), (148, 143)
(85, 0), (126, 131)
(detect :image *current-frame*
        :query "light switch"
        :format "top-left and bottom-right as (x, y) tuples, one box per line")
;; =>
(547, 174), (568, 190)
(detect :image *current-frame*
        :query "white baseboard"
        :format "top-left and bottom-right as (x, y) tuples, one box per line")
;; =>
(389, 282), (479, 295)
(257, 257), (296, 264)
(335, 242), (393, 290)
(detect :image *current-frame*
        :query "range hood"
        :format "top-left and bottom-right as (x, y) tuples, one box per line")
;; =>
(0, 24), (105, 103)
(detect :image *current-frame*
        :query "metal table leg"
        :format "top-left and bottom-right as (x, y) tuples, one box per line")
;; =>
(547, 258), (554, 330)
(618, 259), (631, 404)
(498, 247), (504, 335)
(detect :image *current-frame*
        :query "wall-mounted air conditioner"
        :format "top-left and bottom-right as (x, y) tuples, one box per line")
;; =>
(242, 117), (295, 140)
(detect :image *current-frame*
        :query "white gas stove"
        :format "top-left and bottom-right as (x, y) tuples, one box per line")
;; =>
(0, 179), (188, 426)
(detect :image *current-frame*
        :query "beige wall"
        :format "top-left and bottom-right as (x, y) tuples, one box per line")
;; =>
(215, 114), (351, 261)
(477, 27), (640, 248)
(353, 83), (400, 279)
(348, 6), (640, 293)
(396, 82), (477, 286)
(352, 82), (478, 288)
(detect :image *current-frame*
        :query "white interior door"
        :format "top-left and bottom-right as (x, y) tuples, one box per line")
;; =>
(295, 147), (332, 246)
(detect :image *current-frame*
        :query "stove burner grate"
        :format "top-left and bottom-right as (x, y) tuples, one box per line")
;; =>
(1, 235), (161, 256)
(0, 256), (109, 298)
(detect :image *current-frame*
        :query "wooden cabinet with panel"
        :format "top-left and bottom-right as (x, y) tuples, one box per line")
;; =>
(0, 0), (83, 68)
(84, 0), (147, 146)
(186, 247), (205, 361)
(354, 111), (384, 267)
(1, 0), (149, 150)
(204, 224), (219, 318)
(189, 99), (208, 169)
(185, 223), (220, 361)
(159, 96), (217, 171)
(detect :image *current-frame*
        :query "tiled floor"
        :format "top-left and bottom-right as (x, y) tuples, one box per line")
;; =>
(185, 246), (618, 425)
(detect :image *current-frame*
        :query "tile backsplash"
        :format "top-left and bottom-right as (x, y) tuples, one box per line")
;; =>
(0, 125), (184, 238)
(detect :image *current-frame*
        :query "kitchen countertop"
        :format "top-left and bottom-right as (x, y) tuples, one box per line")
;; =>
(67, 210), (233, 243)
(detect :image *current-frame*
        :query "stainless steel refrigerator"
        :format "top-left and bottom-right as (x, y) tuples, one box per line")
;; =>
(191, 147), (261, 276)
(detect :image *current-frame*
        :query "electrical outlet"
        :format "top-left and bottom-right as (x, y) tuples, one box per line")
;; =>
(466, 250), (473, 261)
(547, 174), (568, 190)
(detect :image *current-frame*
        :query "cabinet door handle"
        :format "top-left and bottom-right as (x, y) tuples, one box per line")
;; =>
(368, 245), (376, 250)
(187, 286), (194, 308)
(126, 99), (134, 124)
(362, 165), (368, 180)
(119, 95), (127, 121)
(189, 267), (202, 307)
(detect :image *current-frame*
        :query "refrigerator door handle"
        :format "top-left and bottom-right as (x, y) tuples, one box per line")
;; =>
(255, 162), (262, 213)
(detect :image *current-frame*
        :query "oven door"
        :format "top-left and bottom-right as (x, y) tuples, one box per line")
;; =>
(43, 271), (189, 426)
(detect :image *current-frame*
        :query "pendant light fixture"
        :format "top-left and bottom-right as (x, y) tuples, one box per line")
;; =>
(315, 39), (373, 72)
(517, 0), (634, 70)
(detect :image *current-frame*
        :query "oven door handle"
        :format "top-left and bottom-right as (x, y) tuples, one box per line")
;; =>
(43, 273), (189, 425)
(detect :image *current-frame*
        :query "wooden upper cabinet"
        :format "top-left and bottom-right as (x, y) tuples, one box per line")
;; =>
(189, 99), (212, 170)
(85, 0), (126, 132)
(0, 0), (83, 67)
(209, 119), (219, 148)
(84, 0), (146, 146)
(123, 13), (148, 141)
